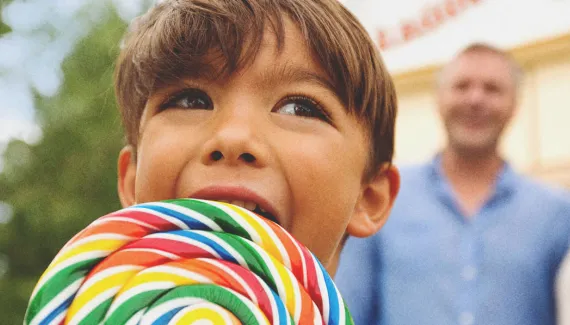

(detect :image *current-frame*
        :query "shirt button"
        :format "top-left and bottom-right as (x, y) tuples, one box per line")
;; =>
(459, 312), (474, 325)
(462, 265), (477, 281)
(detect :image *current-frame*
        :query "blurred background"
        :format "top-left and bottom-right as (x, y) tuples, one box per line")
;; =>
(0, 0), (569, 323)
(348, 0), (570, 187)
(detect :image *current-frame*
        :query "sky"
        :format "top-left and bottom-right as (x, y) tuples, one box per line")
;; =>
(0, 0), (152, 171)
(0, 0), (569, 170)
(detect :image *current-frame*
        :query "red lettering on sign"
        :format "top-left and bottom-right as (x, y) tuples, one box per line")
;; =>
(401, 22), (422, 41)
(445, 0), (458, 17)
(455, 0), (469, 11)
(375, 0), (483, 50)
(378, 31), (388, 49)
(421, 6), (445, 29)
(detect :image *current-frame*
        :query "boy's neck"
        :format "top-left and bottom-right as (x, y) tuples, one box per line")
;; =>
(327, 246), (344, 278)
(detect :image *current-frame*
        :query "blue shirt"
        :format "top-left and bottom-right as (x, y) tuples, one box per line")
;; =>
(336, 157), (570, 325)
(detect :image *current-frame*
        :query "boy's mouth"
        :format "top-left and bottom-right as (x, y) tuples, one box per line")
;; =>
(188, 186), (282, 226)
(216, 200), (279, 225)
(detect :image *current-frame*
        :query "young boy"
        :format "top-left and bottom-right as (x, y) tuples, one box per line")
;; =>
(114, 0), (400, 276)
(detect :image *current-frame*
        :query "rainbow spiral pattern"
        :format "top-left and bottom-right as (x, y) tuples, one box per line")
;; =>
(25, 199), (353, 325)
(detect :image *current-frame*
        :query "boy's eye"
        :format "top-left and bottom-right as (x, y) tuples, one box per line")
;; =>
(159, 88), (213, 111)
(274, 96), (330, 122)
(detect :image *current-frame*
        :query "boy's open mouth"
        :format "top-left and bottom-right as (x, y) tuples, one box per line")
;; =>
(188, 186), (282, 227)
(218, 200), (280, 226)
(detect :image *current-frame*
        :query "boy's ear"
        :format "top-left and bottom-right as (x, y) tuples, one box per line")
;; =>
(347, 164), (400, 238)
(118, 146), (137, 208)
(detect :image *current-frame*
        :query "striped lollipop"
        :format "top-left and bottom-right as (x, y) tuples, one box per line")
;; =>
(24, 199), (354, 325)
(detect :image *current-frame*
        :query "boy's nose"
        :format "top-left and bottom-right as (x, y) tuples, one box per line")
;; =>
(200, 111), (268, 167)
(209, 150), (256, 164)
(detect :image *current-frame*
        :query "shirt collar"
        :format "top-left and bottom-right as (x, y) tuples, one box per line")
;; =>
(428, 153), (518, 198)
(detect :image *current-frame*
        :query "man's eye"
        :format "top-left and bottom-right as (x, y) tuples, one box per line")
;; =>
(454, 81), (469, 91)
(485, 83), (501, 94)
(159, 89), (213, 111)
(274, 96), (330, 122)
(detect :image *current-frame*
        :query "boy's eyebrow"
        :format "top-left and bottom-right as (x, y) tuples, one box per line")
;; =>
(256, 63), (339, 98)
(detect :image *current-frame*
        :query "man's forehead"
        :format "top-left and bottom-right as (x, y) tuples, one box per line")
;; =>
(447, 52), (514, 84)
(455, 52), (511, 75)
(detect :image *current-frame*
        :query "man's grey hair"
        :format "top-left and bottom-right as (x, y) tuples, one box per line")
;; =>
(436, 43), (524, 91)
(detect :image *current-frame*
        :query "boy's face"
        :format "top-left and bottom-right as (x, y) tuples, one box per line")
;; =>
(118, 19), (398, 273)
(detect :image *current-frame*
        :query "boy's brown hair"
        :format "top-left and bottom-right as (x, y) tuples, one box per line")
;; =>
(115, 0), (397, 178)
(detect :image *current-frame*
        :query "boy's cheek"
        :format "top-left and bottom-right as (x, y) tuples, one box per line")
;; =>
(288, 193), (356, 267)
(300, 226), (347, 271)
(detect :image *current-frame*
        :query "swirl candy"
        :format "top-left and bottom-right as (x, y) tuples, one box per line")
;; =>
(24, 199), (354, 325)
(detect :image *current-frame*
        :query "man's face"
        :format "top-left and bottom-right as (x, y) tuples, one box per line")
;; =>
(117, 20), (392, 271)
(438, 51), (517, 154)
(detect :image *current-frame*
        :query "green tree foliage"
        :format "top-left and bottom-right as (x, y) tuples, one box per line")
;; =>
(0, 20), (10, 35)
(0, 0), (13, 34)
(0, 3), (12, 37)
(0, 9), (127, 324)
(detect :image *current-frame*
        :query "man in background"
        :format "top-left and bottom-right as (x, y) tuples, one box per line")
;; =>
(336, 43), (570, 325)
